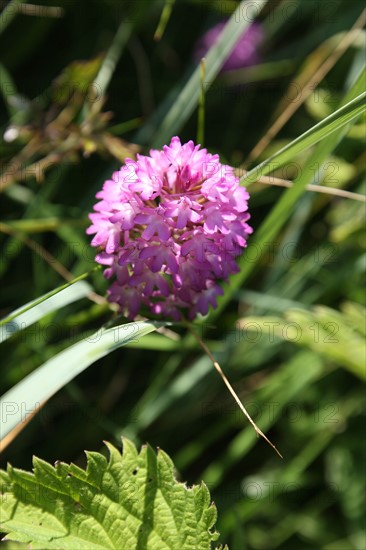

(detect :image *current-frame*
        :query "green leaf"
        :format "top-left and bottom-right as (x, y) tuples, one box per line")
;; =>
(0, 279), (92, 344)
(0, 438), (220, 549)
(0, 321), (161, 440)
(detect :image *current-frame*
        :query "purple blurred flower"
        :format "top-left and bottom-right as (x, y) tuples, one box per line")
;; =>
(87, 137), (252, 320)
(195, 21), (263, 71)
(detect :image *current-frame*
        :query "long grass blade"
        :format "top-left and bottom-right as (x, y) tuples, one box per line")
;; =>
(0, 281), (92, 344)
(0, 321), (161, 445)
(241, 91), (366, 185)
(212, 68), (366, 320)
(138, 0), (268, 147)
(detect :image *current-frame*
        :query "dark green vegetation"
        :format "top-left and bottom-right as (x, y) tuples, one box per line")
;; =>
(0, 1), (365, 548)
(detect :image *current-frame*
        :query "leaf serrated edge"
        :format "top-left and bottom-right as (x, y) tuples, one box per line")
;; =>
(1, 438), (222, 547)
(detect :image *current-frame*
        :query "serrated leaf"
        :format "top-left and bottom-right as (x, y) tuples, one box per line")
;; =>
(0, 438), (220, 549)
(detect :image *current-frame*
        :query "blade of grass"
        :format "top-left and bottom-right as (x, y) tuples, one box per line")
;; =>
(0, 63), (18, 117)
(140, 0), (268, 147)
(3, 217), (88, 233)
(210, 68), (366, 320)
(108, 117), (142, 136)
(197, 58), (206, 145)
(241, 91), (366, 185)
(0, 320), (161, 447)
(220, 393), (362, 533)
(247, 69), (366, 238)
(184, 319), (283, 457)
(220, 59), (295, 85)
(0, 270), (98, 331)
(92, 21), (132, 98)
(126, 355), (214, 437)
(0, 0), (25, 35)
(0, 280), (92, 344)
(154, 0), (175, 41)
(252, 175), (366, 202)
(200, 351), (324, 485)
(175, 350), (324, 473)
(246, 9), (366, 163)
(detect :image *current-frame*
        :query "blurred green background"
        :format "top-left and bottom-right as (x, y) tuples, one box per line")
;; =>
(0, 1), (365, 548)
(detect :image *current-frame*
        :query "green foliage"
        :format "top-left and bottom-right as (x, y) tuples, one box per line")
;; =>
(0, 278), (92, 343)
(0, 1), (365, 548)
(242, 302), (366, 379)
(241, 90), (366, 185)
(0, 320), (161, 440)
(148, 0), (269, 147)
(0, 439), (219, 549)
(53, 57), (103, 105)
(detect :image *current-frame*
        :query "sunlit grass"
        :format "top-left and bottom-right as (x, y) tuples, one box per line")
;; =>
(0, 1), (365, 548)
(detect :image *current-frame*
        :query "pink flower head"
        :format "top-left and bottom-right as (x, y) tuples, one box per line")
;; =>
(87, 137), (253, 320)
(195, 21), (263, 72)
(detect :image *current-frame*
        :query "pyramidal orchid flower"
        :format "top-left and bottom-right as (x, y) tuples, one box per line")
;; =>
(194, 21), (263, 72)
(87, 137), (253, 320)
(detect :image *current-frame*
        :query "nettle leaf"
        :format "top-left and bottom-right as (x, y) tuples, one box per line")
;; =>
(0, 438), (221, 549)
